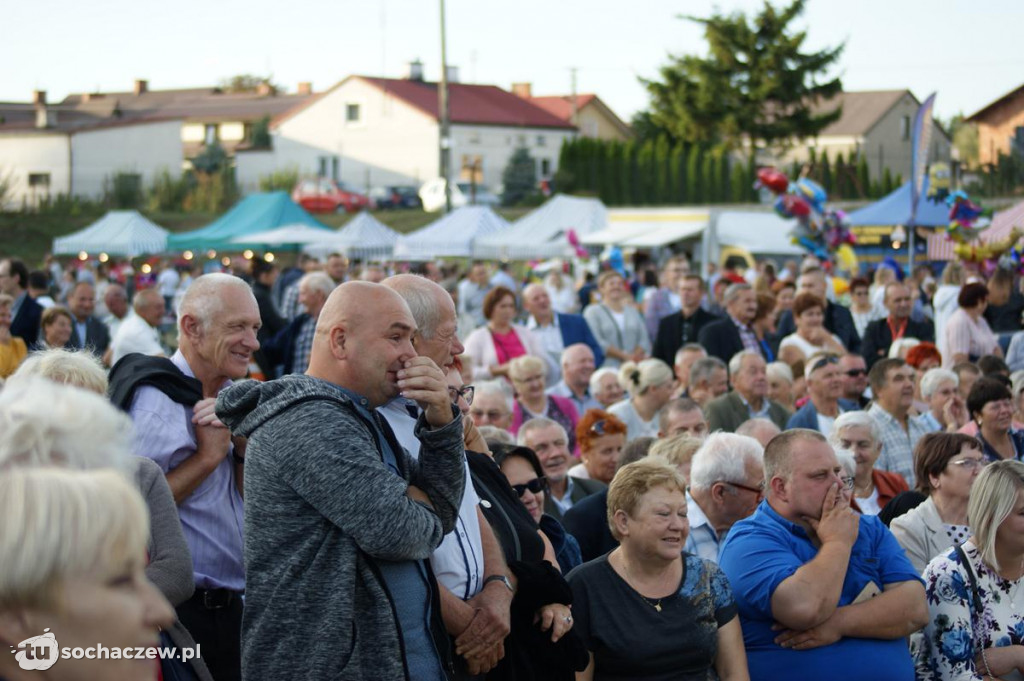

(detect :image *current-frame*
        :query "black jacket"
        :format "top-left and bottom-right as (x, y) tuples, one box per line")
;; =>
(562, 489), (617, 562)
(108, 353), (203, 411)
(252, 281), (286, 377)
(65, 315), (110, 357)
(10, 294), (42, 345)
(652, 307), (718, 367)
(861, 316), (935, 369)
(697, 316), (766, 365)
(777, 301), (861, 354)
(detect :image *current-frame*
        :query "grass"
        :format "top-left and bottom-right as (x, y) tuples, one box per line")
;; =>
(0, 206), (534, 267)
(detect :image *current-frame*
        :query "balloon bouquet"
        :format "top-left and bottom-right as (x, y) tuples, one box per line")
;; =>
(755, 167), (858, 274)
(943, 190), (1021, 272)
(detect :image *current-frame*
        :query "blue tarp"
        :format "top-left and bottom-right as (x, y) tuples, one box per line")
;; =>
(846, 182), (949, 227)
(167, 192), (330, 251)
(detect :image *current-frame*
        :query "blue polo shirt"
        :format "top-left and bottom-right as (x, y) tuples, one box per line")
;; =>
(718, 500), (921, 681)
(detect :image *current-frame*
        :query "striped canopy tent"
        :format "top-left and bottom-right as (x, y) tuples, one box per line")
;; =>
(393, 206), (510, 260)
(304, 211), (400, 260)
(53, 210), (169, 257)
(927, 200), (1024, 261)
(473, 194), (607, 260)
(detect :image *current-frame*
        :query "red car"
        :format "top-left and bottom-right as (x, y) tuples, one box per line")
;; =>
(292, 178), (371, 214)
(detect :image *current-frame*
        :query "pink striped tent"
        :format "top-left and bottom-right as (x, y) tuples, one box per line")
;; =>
(927, 200), (1024, 260)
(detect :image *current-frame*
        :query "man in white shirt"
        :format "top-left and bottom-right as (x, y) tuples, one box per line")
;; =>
(111, 288), (167, 364)
(102, 284), (130, 339)
(457, 262), (491, 329)
(156, 262), (180, 310)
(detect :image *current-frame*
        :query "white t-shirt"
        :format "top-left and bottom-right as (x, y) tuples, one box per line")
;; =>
(609, 309), (627, 332)
(111, 313), (165, 364)
(857, 487), (881, 516)
(378, 400), (485, 601)
(816, 412), (838, 438)
(608, 399), (659, 441)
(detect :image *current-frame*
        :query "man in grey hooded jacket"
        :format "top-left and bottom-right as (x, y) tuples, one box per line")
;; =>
(217, 281), (466, 680)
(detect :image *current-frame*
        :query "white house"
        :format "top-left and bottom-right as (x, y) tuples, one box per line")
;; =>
(237, 67), (577, 194)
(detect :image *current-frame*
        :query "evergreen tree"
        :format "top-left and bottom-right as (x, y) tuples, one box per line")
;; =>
(637, 140), (655, 204)
(701, 152), (716, 204)
(501, 147), (537, 206)
(670, 143), (687, 202)
(833, 152), (847, 198)
(717, 150), (731, 203)
(856, 155), (870, 198)
(730, 160), (747, 203)
(654, 136), (672, 203)
(820, 151), (833, 195)
(604, 143), (621, 205)
(620, 142), (634, 204)
(686, 146), (702, 204)
(882, 167), (895, 195)
(641, 0), (843, 152)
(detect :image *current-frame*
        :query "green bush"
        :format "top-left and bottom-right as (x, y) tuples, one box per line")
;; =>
(147, 169), (190, 212)
(258, 167), (300, 192)
(103, 172), (143, 209)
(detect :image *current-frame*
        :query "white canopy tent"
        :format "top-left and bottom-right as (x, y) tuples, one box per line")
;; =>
(394, 206), (510, 260)
(312, 211), (400, 260)
(581, 208), (709, 246)
(53, 210), (169, 257)
(473, 194), (608, 260)
(230, 223), (339, 248)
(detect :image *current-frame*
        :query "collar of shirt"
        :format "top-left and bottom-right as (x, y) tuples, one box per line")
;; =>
(171, 349), (233, 397)
(740, 393), (771, 419)
(527, 314), (559, 330)
(729, 315), (752, 332)
(868, 402), (901, 428)
(551, 476), (576, 512)
(757, 498), (811, 540)
(686, 494), (716, 537)
(11, 291), (26, 318)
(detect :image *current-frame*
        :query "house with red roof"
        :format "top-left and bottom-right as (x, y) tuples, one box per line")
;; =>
(0, 79), (315, 208)
(511, 83), (633, 142)
(236, 64), (577, 195)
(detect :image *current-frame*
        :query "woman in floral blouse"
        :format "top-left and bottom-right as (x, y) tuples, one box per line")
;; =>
(913, 460), (1024, 680)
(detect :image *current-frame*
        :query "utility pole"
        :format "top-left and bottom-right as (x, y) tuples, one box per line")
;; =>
(439, 0), (452, 213)
(570, 67), (578, 131)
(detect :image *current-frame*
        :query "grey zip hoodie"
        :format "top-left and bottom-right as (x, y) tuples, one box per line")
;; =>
(216, 374), (465, 680)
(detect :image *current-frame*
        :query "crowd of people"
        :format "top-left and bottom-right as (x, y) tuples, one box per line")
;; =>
(3, 247), (1024, 681)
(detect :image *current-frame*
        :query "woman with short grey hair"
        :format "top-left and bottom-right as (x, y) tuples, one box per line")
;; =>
(918, 367), (968, 432)
(829, 411), (908, 515)
(913, 460), (1024, 680)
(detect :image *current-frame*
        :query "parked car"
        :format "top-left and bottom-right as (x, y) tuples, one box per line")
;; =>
(292, 178), (371, 214)
(419, 179), (500, 213)
(369, 185), (422, 210)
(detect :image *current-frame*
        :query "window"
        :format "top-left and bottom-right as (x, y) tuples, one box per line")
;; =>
(331, 157), (340, 182)
(468, 131), (481, 144)
(318, 157), (329, 178)
(204, 124), (218, 145)
(517, 134), (527, 146)
(900, 115), (911, 141)
(536, 135), (546, 147)
(541, 159), (551, 177)
(346, 103), (361, 123)
(460, 155), (484, 184)
(28, 173), (50, 187)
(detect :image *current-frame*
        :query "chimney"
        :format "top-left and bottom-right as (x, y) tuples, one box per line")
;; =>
(407, 60), (424, 82)
(133, 79), (148, 96)
(32, 90), (46, 106)
(297, 82), (313, 96)
(256, 82), (273, 96)
(511, 82), (532, 99)
(35, 106), (57, 129)
(445, 66), (460, 84)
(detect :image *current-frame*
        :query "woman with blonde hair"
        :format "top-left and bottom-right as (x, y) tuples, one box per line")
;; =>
(567, 459), (749, 680)
(914, 460), (1024, 679)
(0, 293), (27, 379)
(0, 467), (175, 681)
(34, 305), (74, 351)
(609, 359), (676, 441)
(649, 434), (704, 483)
(509, 354), (580, 451)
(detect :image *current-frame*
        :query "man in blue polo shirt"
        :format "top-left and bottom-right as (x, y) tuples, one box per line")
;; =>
(718, 429), (927, 681)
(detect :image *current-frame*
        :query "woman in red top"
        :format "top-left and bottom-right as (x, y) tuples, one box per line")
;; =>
(463, 286), (553, 381)
(830, 410), (909, 516)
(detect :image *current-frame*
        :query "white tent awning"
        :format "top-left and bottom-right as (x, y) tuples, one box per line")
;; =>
(714, 212), (804, 255)
(304, 212), (400, 260)
(582, 208), (709, 246)
(53, 210), (169, 257)
(394, 206), (510, 260)
(473, 194), (608, 259)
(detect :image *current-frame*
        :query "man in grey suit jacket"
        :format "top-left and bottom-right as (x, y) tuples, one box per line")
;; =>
(705, 351), (791, 433)
(518, 416), (605, 520)
(65, 281), (111, 363)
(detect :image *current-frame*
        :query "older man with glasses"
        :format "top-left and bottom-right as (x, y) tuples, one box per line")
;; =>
(685, 432), (765, 563)
(787, 354), (861, 435)
(839, 353), (870, 408)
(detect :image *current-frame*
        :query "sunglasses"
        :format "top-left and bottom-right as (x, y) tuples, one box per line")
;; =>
(448, 385), (475, 406)
(512, 477), (549, 497)
(845, 368), (867, 377)
(590, 419), (609, 436)
(810, 355), (839, 374)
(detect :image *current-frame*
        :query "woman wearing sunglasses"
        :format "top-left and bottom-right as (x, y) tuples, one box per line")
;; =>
(493, 444), (583, 575)
(890, 432), (985, 574)
(568, 410), (628, 486)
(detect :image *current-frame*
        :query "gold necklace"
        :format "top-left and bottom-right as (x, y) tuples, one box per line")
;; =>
(620, 554), (669, 613)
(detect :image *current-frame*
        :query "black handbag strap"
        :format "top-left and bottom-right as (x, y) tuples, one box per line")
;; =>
(954, 543), (984, 617)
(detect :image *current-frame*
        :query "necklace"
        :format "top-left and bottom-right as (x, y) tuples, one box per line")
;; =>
(619, 553), (673, 613)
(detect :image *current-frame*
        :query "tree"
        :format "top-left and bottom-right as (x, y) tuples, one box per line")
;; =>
(219, 74), (283, 94)
(856, 155), (871, 198)
(251, 116), (272, 148)
(641, 0), (843, 152)
(501, 147), (537, 206)
(947, 114), (979, 168)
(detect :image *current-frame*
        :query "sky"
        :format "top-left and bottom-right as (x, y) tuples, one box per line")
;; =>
(2, 0), (1022, 123)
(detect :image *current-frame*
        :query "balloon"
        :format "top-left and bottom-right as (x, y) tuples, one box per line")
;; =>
(954, 228), (1024, 264)
(776, 194), (811, 219)
(755, 167), (789, 195)
(608, 247), (626, 277)
(794, 178), (827, 215)
(567, 228), (589, 258)
(835, 244), (859, 274)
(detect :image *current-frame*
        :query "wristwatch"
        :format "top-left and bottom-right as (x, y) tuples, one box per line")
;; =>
(483, 574), (514, 593)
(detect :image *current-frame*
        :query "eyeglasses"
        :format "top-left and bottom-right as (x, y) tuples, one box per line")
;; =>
(512, 477), (549, 497)
(590, 419), (609, 436)
(448, 385), (475, 406)
(950, 457), (988, 471)
(840, 476), (856, 491)
(810, 355), (839, 374)
(845, 368), (867, 377)
(724, 480), (766, 496)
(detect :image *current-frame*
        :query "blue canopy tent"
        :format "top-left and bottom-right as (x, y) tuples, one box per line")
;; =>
(846, 182), (949, 228)
(167, 192), (330, 252)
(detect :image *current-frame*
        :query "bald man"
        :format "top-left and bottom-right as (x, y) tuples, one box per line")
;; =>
(217, 281), (466, 681)
(110, 287), (167, 364)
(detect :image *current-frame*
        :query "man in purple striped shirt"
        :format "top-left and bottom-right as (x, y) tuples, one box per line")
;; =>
(130, 273), (261, 681)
